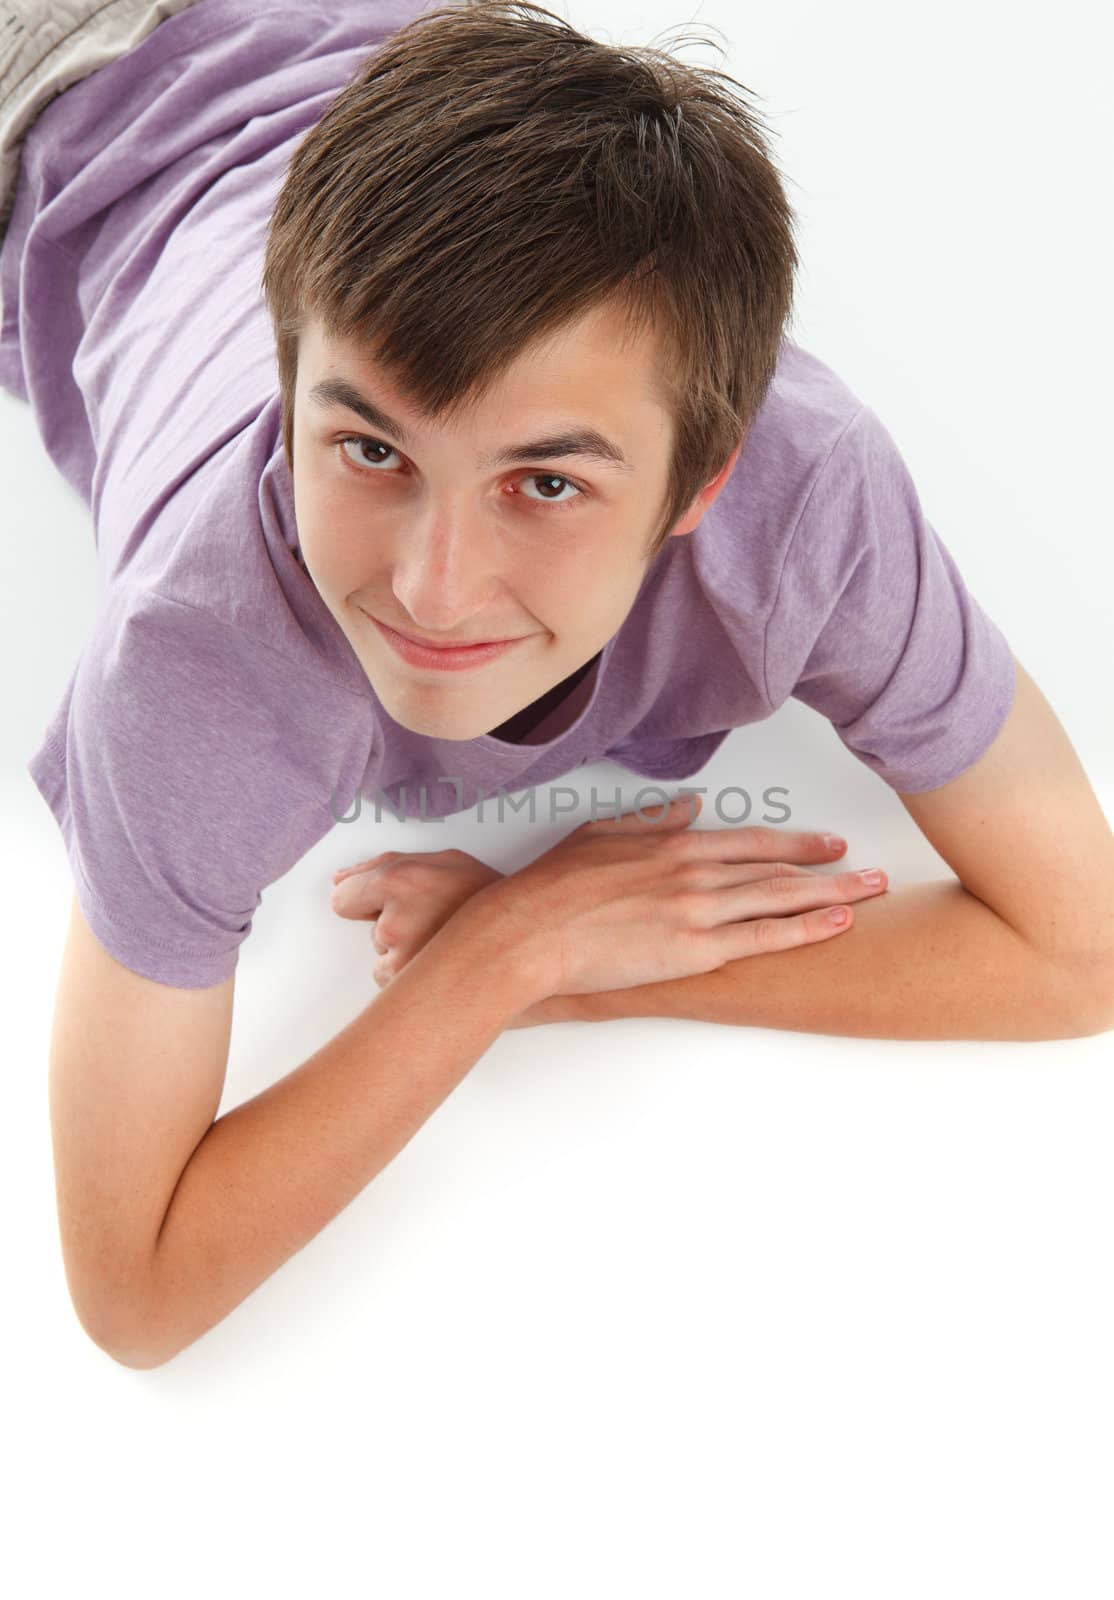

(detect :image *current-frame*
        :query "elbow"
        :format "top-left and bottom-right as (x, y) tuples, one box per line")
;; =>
(1076, 984), (1114, 1039)
(74, 1295), (178, 1372)
(78, 1314), (156, 1371)
(1016, 942), (1114, 1040)
(89, 1326), (180, 1371)
(96, 1331), (178, 1371)
(1059, 952), (1114, 1039)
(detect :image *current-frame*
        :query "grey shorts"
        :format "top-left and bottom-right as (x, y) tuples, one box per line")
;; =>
(0, 0), (207, 239)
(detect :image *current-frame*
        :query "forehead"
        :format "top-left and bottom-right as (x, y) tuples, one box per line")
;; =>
(296, 304), (670, 456)
(300, 295), (663, 385)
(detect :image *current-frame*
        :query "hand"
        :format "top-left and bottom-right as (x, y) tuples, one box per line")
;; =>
(461, 792), (888, 1001)
(331, 847), (504, 990)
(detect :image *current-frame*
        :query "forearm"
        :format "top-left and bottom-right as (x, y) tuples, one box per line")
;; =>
(125, 910), (544, 1369)
(577, 880), (1105, 1041)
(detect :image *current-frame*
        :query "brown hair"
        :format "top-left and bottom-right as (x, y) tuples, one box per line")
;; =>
(261, 0), (798, 559)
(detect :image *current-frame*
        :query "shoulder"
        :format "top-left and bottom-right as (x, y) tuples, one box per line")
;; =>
(32, 572), (375, 986)
(81, 573), (371, 819)
(738, 338), (869, 504)
(691, 338), (871, 614)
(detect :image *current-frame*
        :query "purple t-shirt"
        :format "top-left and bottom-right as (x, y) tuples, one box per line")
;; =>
(2, 0), (1016, 989)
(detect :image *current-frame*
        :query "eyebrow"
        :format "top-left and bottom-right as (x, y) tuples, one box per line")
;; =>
(307, 377), (634, 475)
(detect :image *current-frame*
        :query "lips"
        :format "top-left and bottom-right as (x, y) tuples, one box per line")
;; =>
(389, 624), (513, 650)
(360, 609), (517, 648)
(362, 609), (527, 672)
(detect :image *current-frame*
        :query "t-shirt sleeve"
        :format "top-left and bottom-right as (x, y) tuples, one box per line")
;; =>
(27, 584), (331, 989)
(762, 403), (1017, 794)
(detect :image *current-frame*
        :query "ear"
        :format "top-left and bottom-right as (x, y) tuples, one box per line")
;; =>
(667, 432), (747, 540)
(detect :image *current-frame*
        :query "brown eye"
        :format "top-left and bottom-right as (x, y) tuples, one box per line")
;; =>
(337, 436), (587, 512)
(339, 437), (397, 470)
(519, 473), (582, 506)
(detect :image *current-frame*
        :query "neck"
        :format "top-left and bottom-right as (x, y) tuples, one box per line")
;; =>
(487, 650), (601, 744)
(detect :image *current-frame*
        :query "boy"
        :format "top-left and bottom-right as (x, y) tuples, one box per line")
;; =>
(3, 0), (1111, 1368)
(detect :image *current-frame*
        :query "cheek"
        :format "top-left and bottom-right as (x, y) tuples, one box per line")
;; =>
(293, 489), (372, 578)
(546, 549), (642, 617)
(294, 453), (355, 525)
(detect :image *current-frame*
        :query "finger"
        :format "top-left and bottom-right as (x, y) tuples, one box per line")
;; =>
(334, 848), (458, 884)
(333, 851), (400, 884)
(331, 872), (391, 920)
(591, 793), (702, 830)
(682, 824), (850, 865)
(373, 952), (399, 987)
(676, 859), (816, 891)
(699, 898), (860, 961)
(692, 866), (887, 930)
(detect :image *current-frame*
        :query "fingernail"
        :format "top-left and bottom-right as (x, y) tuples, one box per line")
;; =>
(823, 834), (846, 852)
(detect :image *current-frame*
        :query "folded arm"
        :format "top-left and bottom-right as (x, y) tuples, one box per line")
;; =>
(568, 657), (1114, 1041)
(572, 875), (1109, 1040)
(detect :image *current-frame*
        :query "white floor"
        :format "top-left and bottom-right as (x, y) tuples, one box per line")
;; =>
(3, 2), (1113, 1595)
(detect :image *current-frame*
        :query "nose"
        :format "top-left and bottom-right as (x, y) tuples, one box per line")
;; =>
(389, 511), (503, 633)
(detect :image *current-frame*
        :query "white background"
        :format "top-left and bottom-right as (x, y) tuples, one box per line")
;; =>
(2, 1), (1112, 1595)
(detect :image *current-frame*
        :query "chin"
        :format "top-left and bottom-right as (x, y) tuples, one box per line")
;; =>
(376, 696), (494, 743)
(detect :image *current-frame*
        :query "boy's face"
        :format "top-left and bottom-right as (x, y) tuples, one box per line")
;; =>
(290, 301), (742, 741)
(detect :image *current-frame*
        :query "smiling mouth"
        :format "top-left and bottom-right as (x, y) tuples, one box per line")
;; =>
(360, 610), (527, 649)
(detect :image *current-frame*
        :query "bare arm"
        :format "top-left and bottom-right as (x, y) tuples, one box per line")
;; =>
(126, 907), (545, 1369)
(61, 795), (875, 1368)
(563, 663), (1114, 1042)
(567, 878), (1113, 1040)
